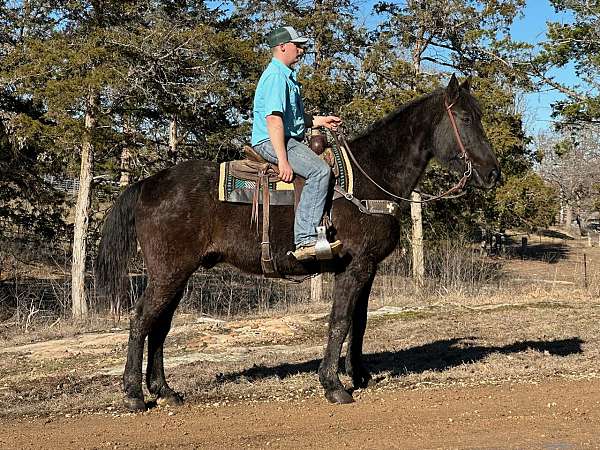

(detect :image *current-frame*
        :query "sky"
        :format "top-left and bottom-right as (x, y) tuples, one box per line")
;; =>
(510, 1), (576, 134)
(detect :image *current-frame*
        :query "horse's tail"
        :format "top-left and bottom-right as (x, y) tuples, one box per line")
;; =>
(96, 182), (142, 314)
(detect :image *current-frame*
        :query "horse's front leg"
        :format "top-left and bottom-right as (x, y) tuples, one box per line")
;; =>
(319, 260), (375, 404)
(345, 272), (375, 389)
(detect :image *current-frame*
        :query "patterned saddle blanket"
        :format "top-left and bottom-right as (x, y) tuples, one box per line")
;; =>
(218, 134), (354, 205)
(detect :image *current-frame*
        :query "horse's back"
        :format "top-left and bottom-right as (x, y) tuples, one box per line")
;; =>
(138, 159), (220, 207)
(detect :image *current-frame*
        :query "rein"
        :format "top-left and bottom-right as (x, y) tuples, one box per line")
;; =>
(332, 97), (473, 204)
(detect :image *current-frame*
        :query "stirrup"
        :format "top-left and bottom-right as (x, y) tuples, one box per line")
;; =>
(290, 239), (343, 261)
(314, 226), (333, 260)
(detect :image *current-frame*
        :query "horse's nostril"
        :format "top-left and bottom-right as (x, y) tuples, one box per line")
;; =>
(489, 169), (500, 184)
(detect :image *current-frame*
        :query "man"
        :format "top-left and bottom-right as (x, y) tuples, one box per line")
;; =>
(251, 25), (343, 261)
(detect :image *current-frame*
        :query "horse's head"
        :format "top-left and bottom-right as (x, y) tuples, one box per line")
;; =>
(432, 74), (500, 189)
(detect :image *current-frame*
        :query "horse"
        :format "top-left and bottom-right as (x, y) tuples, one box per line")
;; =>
(96, 74), (500, 411)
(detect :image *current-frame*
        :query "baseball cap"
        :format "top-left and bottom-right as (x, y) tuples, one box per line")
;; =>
(266, 26), (309, 48)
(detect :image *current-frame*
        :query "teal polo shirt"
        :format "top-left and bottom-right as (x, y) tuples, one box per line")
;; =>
(251, 58), (306, 146)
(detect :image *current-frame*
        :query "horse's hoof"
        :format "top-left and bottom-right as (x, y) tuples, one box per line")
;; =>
(325, 389), (354, 404)
(352, 373), (374, 390)
(347, 365), (372, 390)
(123, 396), (146, 411)
(157, 391), (184, 407)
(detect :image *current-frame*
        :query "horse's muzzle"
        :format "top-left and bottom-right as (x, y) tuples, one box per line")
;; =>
(472, 166), (501, 189)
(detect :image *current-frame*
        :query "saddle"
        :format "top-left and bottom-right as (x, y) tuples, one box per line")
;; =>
(219, 130), (401, 277)
(229, 146), (303, 213)
(225, 132), (343, 277)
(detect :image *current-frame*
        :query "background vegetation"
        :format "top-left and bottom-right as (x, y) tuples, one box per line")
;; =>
(0, 0), (598, 323)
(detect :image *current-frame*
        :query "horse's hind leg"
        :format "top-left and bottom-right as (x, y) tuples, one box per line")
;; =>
(345, 272), (375, 389)
(146, 288), (184, 406)
(123, 280), (184, 411)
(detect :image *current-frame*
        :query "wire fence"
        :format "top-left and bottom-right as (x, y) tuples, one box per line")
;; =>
(4, 222), (596, 330)
(0, 267), (319, 326)
(43, 175), (80, 195)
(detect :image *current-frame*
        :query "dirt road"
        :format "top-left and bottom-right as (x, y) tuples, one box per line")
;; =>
(3, 293), (600, 448)
(2, 379), (599, 449)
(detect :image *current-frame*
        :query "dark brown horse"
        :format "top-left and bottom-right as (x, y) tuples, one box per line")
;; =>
(96, 75), (500, 411)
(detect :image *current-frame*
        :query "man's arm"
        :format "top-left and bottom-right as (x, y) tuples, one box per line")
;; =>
(266, 114), (294, 182)
(303, 113), (314, 128)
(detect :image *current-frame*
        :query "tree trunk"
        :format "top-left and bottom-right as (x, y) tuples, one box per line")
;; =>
(169, 115), (178, 162)
(119, 147), (130, 187)
(313, 0), (323, 71)
(559, 191), (564, 224)
(565, 204), (573, 230)
(411, 191), (425, 290)
(71, 90), (98, 319)
(119, 115), (132, 187)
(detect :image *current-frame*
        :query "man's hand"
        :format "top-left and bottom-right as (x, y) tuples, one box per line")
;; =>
(278, 160), (294, 183)
(314, 115), (343, 131)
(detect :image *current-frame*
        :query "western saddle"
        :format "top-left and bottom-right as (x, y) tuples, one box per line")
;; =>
(227, 131), (337, 277)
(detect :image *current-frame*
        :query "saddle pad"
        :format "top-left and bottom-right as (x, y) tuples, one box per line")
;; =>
(218, 134), (354, 205)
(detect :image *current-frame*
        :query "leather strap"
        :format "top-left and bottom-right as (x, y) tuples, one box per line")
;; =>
(293, 177), (304, 213)
(259, 172), (279, 277)
(334, 185), (400, 217)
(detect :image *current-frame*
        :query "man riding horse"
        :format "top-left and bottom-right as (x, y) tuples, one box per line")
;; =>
(97, 23), (501, 408)
(251, 26), (343, 261)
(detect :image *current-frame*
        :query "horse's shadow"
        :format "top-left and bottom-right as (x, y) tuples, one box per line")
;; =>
(516, 243), (571, 263)
(219, 337), (583, 383)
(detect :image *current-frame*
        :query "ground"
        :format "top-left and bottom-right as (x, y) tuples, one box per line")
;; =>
(3, 381), (600, 449)
(1, 235), (600, 448)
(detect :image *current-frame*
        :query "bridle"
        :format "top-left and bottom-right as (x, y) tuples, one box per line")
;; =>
(333, 96), (473, 204)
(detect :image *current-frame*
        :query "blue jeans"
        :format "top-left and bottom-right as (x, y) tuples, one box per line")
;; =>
(254, 138), (331, 247)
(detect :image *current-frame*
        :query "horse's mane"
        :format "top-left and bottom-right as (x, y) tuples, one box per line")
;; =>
(350, 88), (444, 143)
(349, 85), (482, 143)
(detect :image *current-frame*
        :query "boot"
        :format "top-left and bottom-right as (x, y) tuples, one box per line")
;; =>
(291, 240), (343, 261)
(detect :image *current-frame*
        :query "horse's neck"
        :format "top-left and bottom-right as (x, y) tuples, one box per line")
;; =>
(348, 104), (436, 200)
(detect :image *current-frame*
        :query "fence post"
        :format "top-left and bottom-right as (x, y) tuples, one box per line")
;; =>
(411, 192), (425, 290)
(584, 253), (588, 289)
(311, 274), (323, 302)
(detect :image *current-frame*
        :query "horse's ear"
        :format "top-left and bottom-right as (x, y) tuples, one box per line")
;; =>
(446, 73), (460, 103)
(460, 77), (471, 92)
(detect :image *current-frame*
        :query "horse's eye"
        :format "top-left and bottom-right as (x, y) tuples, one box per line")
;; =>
(463, 116), (472, 126)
